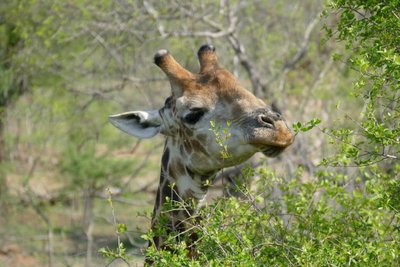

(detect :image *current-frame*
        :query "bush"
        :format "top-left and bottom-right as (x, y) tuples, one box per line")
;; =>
(145, 165), (400, 266)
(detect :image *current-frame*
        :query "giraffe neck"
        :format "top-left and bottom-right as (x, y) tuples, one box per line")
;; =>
(150, 138), (217, 249)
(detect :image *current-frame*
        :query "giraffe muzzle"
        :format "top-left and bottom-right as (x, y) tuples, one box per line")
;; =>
(251, 109), (294, 155)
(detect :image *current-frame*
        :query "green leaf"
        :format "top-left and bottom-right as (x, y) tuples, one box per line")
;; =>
(117, 223), (127, 234)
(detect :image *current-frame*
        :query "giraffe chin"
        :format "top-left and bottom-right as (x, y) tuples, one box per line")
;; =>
(262, 146), (286, 158)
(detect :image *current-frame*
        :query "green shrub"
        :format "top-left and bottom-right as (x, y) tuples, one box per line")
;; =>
(145, 165), (399, 266)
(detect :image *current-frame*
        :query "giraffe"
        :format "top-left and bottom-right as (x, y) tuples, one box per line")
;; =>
(109, 44), (294, 253)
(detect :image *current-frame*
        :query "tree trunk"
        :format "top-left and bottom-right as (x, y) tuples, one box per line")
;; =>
(83, 188), (94, 267)
(0, 114), (6, 195)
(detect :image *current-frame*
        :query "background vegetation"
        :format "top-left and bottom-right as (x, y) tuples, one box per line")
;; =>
(0, 0), (398, 266)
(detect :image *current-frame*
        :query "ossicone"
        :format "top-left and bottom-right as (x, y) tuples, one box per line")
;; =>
(197, 44), (218, 73)
(153, 48), (194, 96)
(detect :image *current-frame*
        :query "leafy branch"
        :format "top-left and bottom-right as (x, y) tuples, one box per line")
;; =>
(210, 120), (232, 160)
(98, 188), (131, 266)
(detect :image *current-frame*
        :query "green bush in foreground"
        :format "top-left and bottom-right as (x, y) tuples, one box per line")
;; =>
(144, 165), (399, 266)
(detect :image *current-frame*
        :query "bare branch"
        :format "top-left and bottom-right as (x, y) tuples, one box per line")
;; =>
(89, 30), (124, 70)
(227, 34), (268, 97)
(282, 15), (320, 71)
(277, 13), (321, 95)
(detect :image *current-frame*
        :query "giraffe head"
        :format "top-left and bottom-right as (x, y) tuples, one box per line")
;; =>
(110, 45), (294, 175)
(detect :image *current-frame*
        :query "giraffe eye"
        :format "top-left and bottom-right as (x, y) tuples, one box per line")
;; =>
(183, 109), (206, 124)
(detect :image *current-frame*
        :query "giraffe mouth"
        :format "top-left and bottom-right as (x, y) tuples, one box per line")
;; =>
(262, 146), (286, 158)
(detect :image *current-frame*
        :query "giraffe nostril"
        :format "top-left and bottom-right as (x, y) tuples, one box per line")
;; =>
(259, 115), (275, 129)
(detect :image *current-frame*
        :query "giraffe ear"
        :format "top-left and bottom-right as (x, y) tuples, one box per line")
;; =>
(109, 110), (161, 139)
